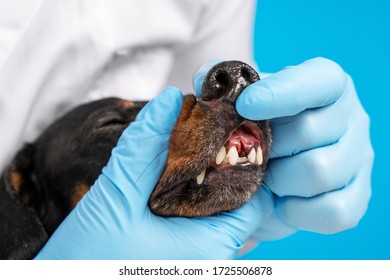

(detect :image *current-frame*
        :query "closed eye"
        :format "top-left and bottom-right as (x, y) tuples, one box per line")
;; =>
(96, 116), (128, 129)
(100, 119), (127, 127)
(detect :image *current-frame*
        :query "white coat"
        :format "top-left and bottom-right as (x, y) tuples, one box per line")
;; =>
(0, 0), (256, 172)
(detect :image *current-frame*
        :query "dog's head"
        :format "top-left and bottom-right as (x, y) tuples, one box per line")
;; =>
(3, 61), (271, 234)
(149, 61), (271, 216)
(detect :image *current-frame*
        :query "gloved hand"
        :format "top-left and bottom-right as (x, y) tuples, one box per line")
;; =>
(193, 57), (374, 242)
(34, 87), (273, 260)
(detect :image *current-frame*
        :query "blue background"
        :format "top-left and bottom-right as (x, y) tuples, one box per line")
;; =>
(242, 0), (390, 259)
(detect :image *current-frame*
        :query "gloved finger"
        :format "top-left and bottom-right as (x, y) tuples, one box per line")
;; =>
(269, 76), (358, 158)
(192, 59), (224, 96)
(142, 187), (274, 259)
(249, 211), (297, 242)
(266, 111), (372, 197)
(236, 57), (348, 120)
(102, 87), (184, 204)
(200, 185), (274, 246)
(275, 158), (373, 234)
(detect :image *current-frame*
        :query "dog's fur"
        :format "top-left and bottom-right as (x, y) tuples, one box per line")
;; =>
(0, 61), (271, 259)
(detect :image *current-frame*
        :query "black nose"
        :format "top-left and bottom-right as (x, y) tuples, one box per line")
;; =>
(200, 60), (260, 103)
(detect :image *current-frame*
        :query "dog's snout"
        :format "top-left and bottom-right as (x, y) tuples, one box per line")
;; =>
(201, 61), (259, 103)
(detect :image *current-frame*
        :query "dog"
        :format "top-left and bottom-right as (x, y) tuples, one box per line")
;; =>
(0, 61), (271, 259)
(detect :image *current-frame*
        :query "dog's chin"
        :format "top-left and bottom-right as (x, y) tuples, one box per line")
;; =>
(149, 166), (263, 217)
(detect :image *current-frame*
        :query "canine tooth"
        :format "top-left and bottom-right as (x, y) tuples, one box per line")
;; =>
(227, 146), (239, 165)
(196, 169), (206, 185)
(216, 146), (226, 165)
(256, 147), (263, 165)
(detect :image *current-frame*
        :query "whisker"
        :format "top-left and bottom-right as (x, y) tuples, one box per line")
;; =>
(135, 146), (169, 183)
(140, 132), (172, 141)
(139, 128), (192, 142)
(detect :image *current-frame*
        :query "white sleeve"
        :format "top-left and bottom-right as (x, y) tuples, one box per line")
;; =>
(167, 0), (257, 93)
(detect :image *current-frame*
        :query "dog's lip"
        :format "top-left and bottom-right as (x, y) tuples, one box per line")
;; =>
(154, 163), (260, 202)
(155, 181), (188, 201)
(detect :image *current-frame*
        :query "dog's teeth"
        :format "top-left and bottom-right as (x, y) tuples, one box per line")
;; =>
(256, 147), (263, 165)
(216, 146), (226, 165)
(237, 157), (248, 163)
(227, 146), (239, 165)
(196, 169), (206, 185)
(248, 148), (256, 163)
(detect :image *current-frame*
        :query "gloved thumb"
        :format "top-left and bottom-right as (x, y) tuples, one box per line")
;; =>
(101, 87), (183, 206)
(236, 57), (348, 120)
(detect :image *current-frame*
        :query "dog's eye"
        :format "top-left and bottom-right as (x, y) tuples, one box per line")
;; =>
(97, 118), (127, 128)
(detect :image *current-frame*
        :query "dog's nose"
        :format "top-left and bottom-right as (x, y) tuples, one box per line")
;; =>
(200, 61), (260, 103)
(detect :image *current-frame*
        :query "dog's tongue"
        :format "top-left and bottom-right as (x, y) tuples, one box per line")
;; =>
(225, 125), (260, 157)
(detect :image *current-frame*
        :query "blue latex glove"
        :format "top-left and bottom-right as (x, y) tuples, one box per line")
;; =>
(193, 57), (374, 241)
(35, 87), (273, 259)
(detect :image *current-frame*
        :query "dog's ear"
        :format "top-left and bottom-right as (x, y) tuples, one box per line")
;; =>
(0, 144), (48, 259)
(3, 144), (43, 206)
